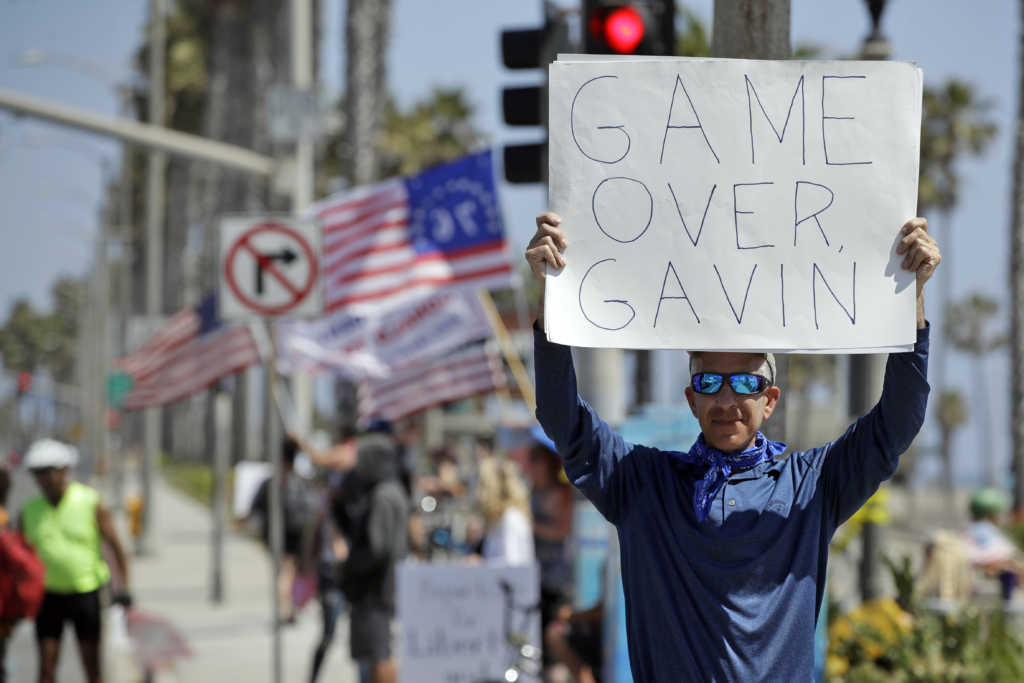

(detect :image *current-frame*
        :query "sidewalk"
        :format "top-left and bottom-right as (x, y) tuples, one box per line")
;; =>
(7, 475), (358, 683)
(133, 477), (358, 683)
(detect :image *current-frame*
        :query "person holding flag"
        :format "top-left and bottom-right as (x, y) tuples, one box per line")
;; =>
(524, 211), (940, 680)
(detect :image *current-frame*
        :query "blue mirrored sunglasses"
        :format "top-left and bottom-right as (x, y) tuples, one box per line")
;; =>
(691, 372), (770, 395)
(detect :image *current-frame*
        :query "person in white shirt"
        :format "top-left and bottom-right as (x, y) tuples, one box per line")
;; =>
(478, 458), (535, 566)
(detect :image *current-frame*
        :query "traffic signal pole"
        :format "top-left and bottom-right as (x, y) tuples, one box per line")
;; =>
(0, 87), (275, 176)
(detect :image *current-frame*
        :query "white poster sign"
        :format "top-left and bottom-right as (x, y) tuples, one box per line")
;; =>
(232, 461), (270, 519)
(397, 561), (541, 683)
(546, 57), (923, 352)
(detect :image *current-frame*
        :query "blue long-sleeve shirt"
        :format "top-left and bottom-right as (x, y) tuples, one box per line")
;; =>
(534, 325), (930, 682)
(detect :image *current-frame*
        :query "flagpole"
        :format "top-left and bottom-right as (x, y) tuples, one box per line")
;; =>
(476, 290), (536, 414)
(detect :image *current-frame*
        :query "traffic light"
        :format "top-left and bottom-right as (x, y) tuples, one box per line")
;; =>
(499, 8), (569, 184)
(583, 0), (675, 56)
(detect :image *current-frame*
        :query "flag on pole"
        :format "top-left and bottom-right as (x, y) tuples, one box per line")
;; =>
(115, 308), (198, 380)
(118, 295), (262, 410)
(276, 291), (493, 378)
(358, 343), (507, 423)
(314, 149), (514, 314)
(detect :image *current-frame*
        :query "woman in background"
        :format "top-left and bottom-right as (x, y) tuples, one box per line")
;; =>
(478, 458), (534, 566)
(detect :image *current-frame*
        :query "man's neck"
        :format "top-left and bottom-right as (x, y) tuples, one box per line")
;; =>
(45, 484), (69, 507)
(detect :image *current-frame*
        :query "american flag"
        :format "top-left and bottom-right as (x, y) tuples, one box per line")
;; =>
(118, 295), (263, 410)
(358, 343), (506, 422)
(314, 150), (514, 314)
(115, 308), (198, 379)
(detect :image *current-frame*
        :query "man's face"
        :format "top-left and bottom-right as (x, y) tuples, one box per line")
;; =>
(31, 466), (69, 501)
(684, 352), (781, 453)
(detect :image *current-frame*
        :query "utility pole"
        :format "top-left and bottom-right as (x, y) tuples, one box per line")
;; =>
(140, 0), (167, 556)
(712, 1), (790, 59)
(852, 0), (891, 602)
(712, 0), (790, 447)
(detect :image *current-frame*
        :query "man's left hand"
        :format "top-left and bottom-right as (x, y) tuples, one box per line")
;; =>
(896, 217), (941, 296)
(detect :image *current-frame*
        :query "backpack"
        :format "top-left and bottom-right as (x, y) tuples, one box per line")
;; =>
(0, 529), (46, 621)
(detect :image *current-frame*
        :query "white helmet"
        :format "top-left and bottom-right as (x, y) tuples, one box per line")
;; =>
(23, 439), (79, 470)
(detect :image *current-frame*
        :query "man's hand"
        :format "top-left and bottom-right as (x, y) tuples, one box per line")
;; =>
(896, 217), (941, 328)
(896, 217), (940, 295)
(525, 212), (568, 282)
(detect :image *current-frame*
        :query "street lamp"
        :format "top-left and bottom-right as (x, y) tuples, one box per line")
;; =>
(860, 0), (891, 60)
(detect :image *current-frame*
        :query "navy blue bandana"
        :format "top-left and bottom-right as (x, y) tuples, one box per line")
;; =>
(672, 432), (787, 522)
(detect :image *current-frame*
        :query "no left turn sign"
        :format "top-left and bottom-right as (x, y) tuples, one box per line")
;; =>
(219, 216), (321, 319)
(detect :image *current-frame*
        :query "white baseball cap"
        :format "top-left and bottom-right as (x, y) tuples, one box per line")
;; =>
(23, 439), (79, 470)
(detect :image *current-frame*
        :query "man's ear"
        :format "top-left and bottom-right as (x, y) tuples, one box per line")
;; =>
(684, 386), (698, 417)
(761, 386), (781, 419)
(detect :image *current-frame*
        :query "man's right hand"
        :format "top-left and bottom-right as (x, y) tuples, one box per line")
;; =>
(525, 212), (568, 282)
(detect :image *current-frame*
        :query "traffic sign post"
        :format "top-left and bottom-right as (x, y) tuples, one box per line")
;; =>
(219, 211), (319, 683)
(219, 216), (321, 320)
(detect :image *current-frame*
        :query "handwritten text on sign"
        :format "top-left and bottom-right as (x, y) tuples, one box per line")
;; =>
(396, 562), (540, 683)
(546, 58), (923, 351)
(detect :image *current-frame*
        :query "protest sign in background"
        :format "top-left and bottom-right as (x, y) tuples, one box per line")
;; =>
(546, 57), (922, 352)
(397, 562), (540, 683)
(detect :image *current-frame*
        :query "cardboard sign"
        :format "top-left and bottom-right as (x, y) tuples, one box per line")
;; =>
(546, 57), (923, 352)
(397, 562), (541, 683)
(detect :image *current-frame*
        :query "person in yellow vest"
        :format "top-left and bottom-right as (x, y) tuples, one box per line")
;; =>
(18, 439), (131, 683)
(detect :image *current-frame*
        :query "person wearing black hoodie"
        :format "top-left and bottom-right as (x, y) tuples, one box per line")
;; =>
(332, 428), (408, 683)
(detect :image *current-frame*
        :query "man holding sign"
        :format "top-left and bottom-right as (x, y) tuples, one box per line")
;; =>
(526, 210), (939, 680)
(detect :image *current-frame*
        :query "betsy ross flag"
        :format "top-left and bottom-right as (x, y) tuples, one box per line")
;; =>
(314, 149), (514, 314)
(358, 343), (506, 423)
(118, 295), (262, 410)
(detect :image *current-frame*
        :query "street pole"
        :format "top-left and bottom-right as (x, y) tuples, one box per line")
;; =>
(712, 0), (790, 59)
(712, 0), (791, 446)
(265, 321), (284, 683)
(290, 0), (315, 436)
(211, 389), (230, 604)
(113, 108), (134, 513)
(853, 0), (891, 603)
(140, 0), (167, 556)
(97, 164), (112, 495)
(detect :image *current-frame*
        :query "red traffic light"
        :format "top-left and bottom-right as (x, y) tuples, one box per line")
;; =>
(584, 1), (673, 56)
(16, 371), (33, 394)
(589, 4), (647, 54)
(604, 6), (646, 54)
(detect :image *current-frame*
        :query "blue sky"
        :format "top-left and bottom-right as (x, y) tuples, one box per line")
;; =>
(0, 0), (1018, 487)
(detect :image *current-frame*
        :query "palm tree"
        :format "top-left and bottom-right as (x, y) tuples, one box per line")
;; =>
(945, 293), (1007, 486)
(917, 79), (997, 393)
(915, 78), (997, 501)
(343, 0), (391, 186)
(937, 389), (968, 495)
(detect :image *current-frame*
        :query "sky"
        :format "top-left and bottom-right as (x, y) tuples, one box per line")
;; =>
(0, 0), (1019, 488)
